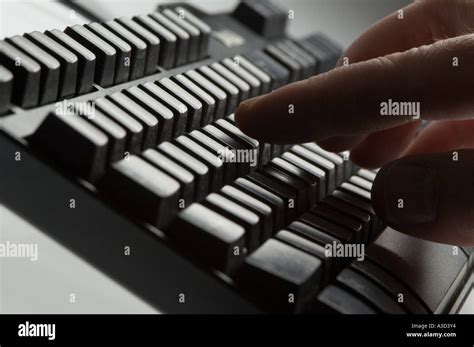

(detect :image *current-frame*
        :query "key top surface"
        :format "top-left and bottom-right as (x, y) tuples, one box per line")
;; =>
(142, 148), (194, 206)
(173, 73), (215, 126)
(163, 8), (200, 63)
(31, 111), (108, 182)
(210, 62), (250, 103)
(116, 17), (160, 75)
(86, 22), (132, 84)
(0, 65), (13, 114)
(65, 25), (116, 87)
(174, 6), (211, 59)
(186, 70), (226, 120)
(170, 203), (246, 274)
(7, 35), (61, 105)
(159, 77), (202, 131)
(316, 285), (376, 314)
(203, 193), (260, 251)
(134, 15), (176, 69)
(45, 29), (96, 94)
(237, 238), (323, 313)
(103, 20), (147, 80)
(99, 155), (180, 228)
(222, 57), (261, 97)
(109, 91), (160, 147)
(95, 97), (143, 154)
(150, 12), (189, 67)
(25, 31), (78, 99)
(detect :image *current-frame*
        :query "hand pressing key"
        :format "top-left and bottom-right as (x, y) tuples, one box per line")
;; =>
(235, 0), (474, 246)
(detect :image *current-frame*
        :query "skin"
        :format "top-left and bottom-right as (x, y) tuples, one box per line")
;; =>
(235, 0), (474, 246)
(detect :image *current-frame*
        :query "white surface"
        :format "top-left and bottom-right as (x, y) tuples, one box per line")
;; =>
(2, 0), (472, 314)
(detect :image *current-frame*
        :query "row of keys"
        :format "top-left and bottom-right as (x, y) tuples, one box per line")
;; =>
(167, 143), (355, 274)
(30, 53), (278, 182)
(235, 170), (380, 313)
(316, 228), (471, 314)
(0, 7), (211, 110)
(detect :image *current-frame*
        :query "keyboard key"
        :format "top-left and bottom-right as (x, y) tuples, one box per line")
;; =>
(65, 25), (117, 87)
(116, 17), (160, 75)
(247, 170), (298, 223)
(214, 119), (259, 163)
(261, 165), (308, 215)
(0, 41), (41, 108)
(233, 177), (285, 230)
(281, 152), (326, 201)
(0, 65), (13, 114)
(32, 110), (108, 182)
(276, 229), (331, 284)
(339, 182), (371, 202)
(300, 33), (342, 73)
(80, 108), (127, 162)
(308, 33), (342, 71)
(174, 136), (224, 192)
(103, 20), (147, 80)
(99, 155), (180, 228)
(163, 8), (200, 63)
(275, 40), (313, 79)
(150, 12), (189, 67)
(288, 220), (341, 249)
(265, 44), (302, 82)
(322, 196), (372, 243)
(7, 35), (60, 105)
(222, 57), (261, 97)
(210, 62), (250, 103)
(25, 31), (78, 98)
(157, 142), (209, 200)
(203, 193), (261, 251)
(198, 66), (239, 116)
(140, 82), (187, 137)
(357, 169), (377, 182)
(311, 205), (363, 244)
(174, 6), (211, 59)
(270, 157), (318, 209)
(303, 142), (345, 185)
(367, 228), (470, 313)
(95, 97), (143, 154)
(291, 145), (335, 194)
(299, 213), (353, 243)
(170, 203), (246, 274)
(159, 77), (202, 131)
(134, 14), (176, 69)
(237, 239), (323, 313)
(173, 73), (215, 126)
(243, 50), (291, 92)
(348, 175), (373, 191)
(188, 130), (236, 183)
(186, 70), (226, 120)
(220, 185), (273, 243)
(45, 29), (96, 94)
(315, 285), (376, 314)
(351, 258), (429, 314)
(281, 39), (318, 76)
(109, 91), (160, 147)
(233, 0), (287, 39)
(142, 148), (194, 206)
(85, 22), (132, 84)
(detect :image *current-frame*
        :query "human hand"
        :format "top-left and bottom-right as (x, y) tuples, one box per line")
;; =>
(235, 0), (474, 246)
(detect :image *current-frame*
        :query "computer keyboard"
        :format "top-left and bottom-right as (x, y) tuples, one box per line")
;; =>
(0, 0), (472, 314)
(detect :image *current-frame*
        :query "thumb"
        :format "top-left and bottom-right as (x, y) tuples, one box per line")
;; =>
(371, 149), (474, 246)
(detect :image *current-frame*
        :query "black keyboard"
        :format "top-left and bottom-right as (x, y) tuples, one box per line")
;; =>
(0, 0), (472, 314)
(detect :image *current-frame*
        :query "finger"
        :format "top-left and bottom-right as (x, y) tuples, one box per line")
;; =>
(405, 119), (474, 155)
(372, 150), (474, 246)
(317, 135), (366, 152)
(349, 120), (421, 169)
(318, 0), (474, 151)
(236, 33), (474, 144)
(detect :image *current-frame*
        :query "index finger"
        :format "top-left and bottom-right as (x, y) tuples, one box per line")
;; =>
(235, 34), (474, 144)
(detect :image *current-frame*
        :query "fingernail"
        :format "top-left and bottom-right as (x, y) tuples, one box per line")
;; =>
(381, 163), (438, 225)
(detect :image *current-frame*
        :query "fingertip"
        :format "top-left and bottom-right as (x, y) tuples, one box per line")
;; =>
(234, 96), (264, 138)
